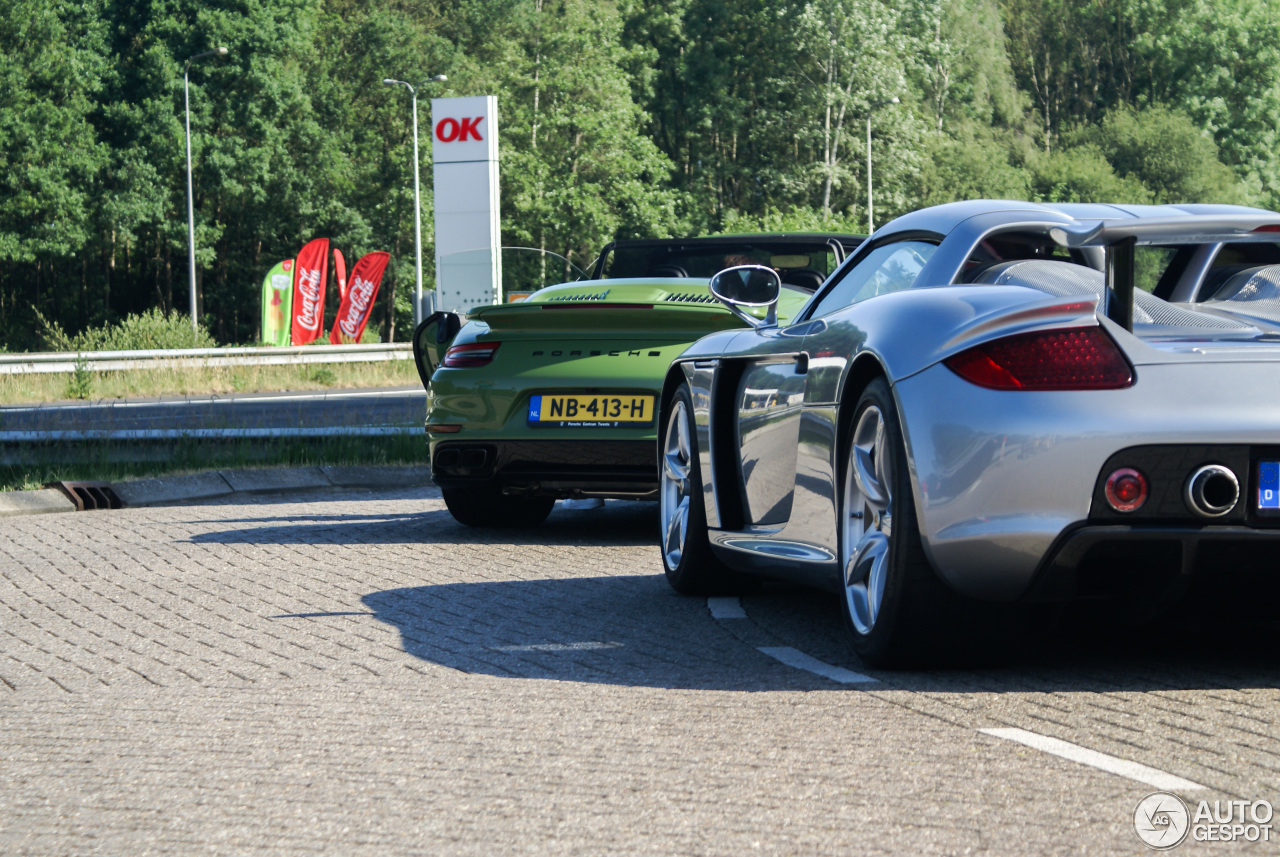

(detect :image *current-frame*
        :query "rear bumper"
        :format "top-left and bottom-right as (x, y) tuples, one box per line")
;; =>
(431, 439), (657, 499)
(894, 360), (1280, 600)
(1023, 523), (1280, 604)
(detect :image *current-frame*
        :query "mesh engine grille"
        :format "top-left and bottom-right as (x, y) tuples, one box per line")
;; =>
(661, 292), (718, 304)
(1202, 265), (1280, 324)
(977, 260), (1251, 331)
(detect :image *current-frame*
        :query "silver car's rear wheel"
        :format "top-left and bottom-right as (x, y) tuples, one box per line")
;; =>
(843, 404), (893, 635)
(838, 378), (961, 667)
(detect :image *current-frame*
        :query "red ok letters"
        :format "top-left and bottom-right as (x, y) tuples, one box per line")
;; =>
(436, 117), (484, 142)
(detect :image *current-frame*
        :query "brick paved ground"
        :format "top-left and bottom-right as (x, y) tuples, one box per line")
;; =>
(0, 487), (1276, 854)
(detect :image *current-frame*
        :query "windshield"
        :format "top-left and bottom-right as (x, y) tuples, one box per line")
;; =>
(600, 241), (840, 287)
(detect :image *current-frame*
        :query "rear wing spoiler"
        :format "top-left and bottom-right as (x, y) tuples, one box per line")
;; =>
(1050, 216), (1280, 331)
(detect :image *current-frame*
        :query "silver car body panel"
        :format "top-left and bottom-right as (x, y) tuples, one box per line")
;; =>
(664, 200), (1280, 601)
(736, 359), (807, 524)
(897, 354), (1280, 598)
(678, 357), (720, 529)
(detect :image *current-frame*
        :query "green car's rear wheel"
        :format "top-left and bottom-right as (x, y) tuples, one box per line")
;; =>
(442, 485), (555, 528)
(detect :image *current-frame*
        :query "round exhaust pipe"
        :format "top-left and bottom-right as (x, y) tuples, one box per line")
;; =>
(1184, 464), (1239, 518)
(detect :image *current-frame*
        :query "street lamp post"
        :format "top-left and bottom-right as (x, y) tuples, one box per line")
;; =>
(184, 46), (230, 335)
(866, 96), (900, 235)
(383, 74), (448, 327)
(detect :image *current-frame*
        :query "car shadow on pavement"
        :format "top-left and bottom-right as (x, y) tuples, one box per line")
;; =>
(190, 493), (1280, 693)
(189, 497), (659, 548)
(359, 574), (845, 692)
(359, 572), (1280, 693)
(739, 584), (1280, 694)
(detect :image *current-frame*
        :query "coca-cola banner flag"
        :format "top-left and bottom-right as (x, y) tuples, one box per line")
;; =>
(291, 237), (330, 345)
(329, 251), (390, 344)
(334, 248), (348, 304)
(260, 258), (294, 346)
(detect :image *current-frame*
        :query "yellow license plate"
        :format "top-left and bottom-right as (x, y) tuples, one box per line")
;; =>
(528, 394), (655, 426)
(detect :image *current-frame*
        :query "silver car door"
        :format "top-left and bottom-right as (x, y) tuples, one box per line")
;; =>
(789, 240), (942, 552)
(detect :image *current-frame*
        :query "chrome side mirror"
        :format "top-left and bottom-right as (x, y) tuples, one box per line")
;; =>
(708, 265), (782, 328)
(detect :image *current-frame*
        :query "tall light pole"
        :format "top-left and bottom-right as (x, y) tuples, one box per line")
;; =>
(383, 74), (448, 326)
(866, 96), (900, 234)
(184, 46), (230, 335)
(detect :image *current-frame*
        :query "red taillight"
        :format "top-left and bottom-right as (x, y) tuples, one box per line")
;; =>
(944, 326), (1133, 390)
(442, 342), (501, 368)
(1105, 468), (1148, 513)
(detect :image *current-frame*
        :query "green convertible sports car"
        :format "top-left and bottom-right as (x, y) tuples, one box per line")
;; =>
(412, 234), (863, 527)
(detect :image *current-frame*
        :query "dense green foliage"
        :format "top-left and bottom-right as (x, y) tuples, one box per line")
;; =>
(35, 307), (217, 351)
(2, 0), (1276, 350)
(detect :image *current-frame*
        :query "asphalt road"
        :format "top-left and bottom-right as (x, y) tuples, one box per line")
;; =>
(1, 486), (1276, 855)
(0, 386), (426, 434)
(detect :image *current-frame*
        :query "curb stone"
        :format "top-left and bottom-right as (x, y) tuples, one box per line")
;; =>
(110, 472), (235, 507)
(219, 466), (330, 494)
(0, 465), (435, 515)
(0, 488), (77, 518)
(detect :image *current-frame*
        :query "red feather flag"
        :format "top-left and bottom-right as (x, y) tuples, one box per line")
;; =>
(291, 238), (330, 345)
(334, 248), (348, 303)
(330, 251), (390, 344)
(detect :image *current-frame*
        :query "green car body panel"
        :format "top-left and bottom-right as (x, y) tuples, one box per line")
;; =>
(413, 235), (862, 526)
(426, 280), (807, 439)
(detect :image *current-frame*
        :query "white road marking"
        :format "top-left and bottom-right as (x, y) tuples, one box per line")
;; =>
(979, 727), (1206, 791)
(707, 597), (747, 619)
(493, 642), (622, 653)
(757, 646), (878, 684)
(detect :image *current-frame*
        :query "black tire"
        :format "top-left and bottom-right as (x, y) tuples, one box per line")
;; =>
(442, 485), (555, 528)
(658, 383), (747, 595)
(838, 377), (978, 668)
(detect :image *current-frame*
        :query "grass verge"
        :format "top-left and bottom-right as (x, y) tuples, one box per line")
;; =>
(0, 359), (421, 405)
(0, 433), (427, 492)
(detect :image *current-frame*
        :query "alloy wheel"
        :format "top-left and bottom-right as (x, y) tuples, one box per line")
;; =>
(660, 399), (693, 570)
(843, 404), (894, 635)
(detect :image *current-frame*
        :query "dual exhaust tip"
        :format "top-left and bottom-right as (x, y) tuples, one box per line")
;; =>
(1104, 463), (1240, 518)
(1184, 464), (1239, 518)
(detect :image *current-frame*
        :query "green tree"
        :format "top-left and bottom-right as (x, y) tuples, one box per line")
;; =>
(0, 0), (105, 263)
(0, 0), (107, 345)
(1071, 106), (1245, 204)
(795, 0), (906, 218)
(904, 0), (1022, 133)
(1025, 144), (1151, 204)
(910, 127), (1029, 206)
(454, 0), (678, 273)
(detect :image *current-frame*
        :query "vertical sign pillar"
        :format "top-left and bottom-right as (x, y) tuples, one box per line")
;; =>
(431, 96), (501, 313)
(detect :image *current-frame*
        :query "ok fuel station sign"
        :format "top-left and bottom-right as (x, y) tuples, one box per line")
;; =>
(431, 95), (501, 313)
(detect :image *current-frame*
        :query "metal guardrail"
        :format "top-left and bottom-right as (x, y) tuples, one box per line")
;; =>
(0, 425), (422, 465)
(0, 426), (417, 442)
(0, 343), (413, 375)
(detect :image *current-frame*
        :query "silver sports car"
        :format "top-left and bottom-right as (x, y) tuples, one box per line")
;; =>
(656, 200), (1280, 666)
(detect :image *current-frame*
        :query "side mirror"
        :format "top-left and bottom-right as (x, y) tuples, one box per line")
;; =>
(708, 265), (782, 328)
(411, 311), (465, 389)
